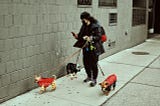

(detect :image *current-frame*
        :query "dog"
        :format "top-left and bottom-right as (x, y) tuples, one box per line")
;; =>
(99, 74), (117, 96)
(66, 63), (81, 80)
(35, 75), (56, 94)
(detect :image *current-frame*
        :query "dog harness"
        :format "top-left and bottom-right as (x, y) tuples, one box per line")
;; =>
(37, 78), (55, 88)
(105, 74), (117, 86)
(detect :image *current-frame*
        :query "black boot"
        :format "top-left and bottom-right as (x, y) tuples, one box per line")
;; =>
(90, 79), (97, 87)
(83, 77), (92, 83)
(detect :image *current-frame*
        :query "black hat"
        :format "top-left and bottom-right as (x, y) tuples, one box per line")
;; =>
(80, 11), (90, 19)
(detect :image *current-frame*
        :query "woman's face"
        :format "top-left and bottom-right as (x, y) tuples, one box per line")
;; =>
(82, 19), (90, 25)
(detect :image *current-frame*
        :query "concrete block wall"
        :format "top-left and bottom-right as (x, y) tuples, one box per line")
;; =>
(0, 0), (148, 103)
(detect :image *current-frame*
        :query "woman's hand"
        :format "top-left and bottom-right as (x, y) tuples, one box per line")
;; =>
(83, 36), (92, 42)
(71, 32), (78, 39)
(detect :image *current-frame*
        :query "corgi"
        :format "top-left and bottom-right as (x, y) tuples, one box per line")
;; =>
(35, 75), (56, 94)
(99, 74), (117, 96)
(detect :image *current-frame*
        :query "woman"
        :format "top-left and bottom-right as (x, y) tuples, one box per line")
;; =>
(72, 11), (105, 87)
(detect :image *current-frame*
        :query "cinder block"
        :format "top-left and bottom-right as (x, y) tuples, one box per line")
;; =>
(48, 5), (56, 14)
(0, 78), (1, 88)
(21, 0), (29, 4)
(10, 4), (24, 15)
(56, 0), (66, 5)
(40, 62), (48, 73)
(30, 15), (37, 25)
(22, 36), (30, 47)
(12, 0), (21, 3)
(22, 57), (31, 68)
(0, 63), (6, 75)
(38, 4), (44, 14)
(36, 54), (43, 64)
(1, 51), (10, 62)
(13, 15), (22, 25)
(1, 74), (11, 87)
(9, 49), (18, 61)
(32, 45), (39, 55)
(10, 71), (20, 83)
(0, 0), (11, 4)
(26, 66), (35, 77)
(39, 42), (48, 53)
(52, 23), (58, 32)
(8, 26), (19, 38)
(0, 15), (4, 27)
(18, 78), (32, 93)
(0, 86), (9, 99)
(19, 69), (28, 80)
(8, 82), (20, 98)
(30, 53), (38, 65)
(22, 15), (30, 25)
(25, 25), (33, 35)
(13, 37), (22, 49)
(36, 15), (42, 25)
(6, 61), (16, 73)
(17, 48), (26, 59)
(47, 0), (56, 4)
(4, 15), (13, 27)
(0, 28), (9, 40)
(26, 46), (35, 57)
(49, 14), (55, 24)
(15, 59), (23, 70)
(28, 0), (37, 4)
(30, 36), (36, 46)
(0, 4), (9, 15)
(0, 40), (5, 52)
(36, 34), (43, 44)
(31, 25), (40, 35)
(4, 39), (14, 51)
(18, 25), (26, 37)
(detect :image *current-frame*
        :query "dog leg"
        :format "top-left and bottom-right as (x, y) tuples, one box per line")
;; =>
(70, 74), (75, 80)
(51, 81), (56, 91)
(104, 91), (110, 96)
(104, 86), (111, 96)
(39, 86), (46, 94)
(113, 81), (116, 90)
(73, 73), (77, 79)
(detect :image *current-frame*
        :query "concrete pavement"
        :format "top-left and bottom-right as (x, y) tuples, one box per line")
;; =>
(102, 36), (160, 106)
(1, 35), (160, 106)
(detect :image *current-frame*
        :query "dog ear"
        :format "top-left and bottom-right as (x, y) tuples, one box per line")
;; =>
(34, 75), (38, 78)
(52, 75), (57, 79)
(38, 74), (42, 78)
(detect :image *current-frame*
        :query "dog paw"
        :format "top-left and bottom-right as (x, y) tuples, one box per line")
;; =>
(51, 88), (56, 92)
(39, 90), (45, 94)
(104, 91), (109, 96)
(70, 78), (74, 80)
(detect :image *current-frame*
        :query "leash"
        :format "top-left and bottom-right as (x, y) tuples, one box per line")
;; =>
(51, 41), (89, 72)
(74, 40), (105, 77)
(51, 40), (105, 77)
(98, 63), (105, 76)
(75, 49), (81, 64)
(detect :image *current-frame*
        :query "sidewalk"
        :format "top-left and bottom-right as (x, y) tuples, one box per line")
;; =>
(1, 36), (160, 106)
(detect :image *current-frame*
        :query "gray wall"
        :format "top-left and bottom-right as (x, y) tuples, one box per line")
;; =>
(0, 0), (148, 103)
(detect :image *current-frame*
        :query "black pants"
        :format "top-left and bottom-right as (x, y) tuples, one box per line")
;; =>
(83, 50), (99, 80)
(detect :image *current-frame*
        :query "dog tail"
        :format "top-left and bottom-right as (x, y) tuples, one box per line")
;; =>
(52, 75), (57, 79)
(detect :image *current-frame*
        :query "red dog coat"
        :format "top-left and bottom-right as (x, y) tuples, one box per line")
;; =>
(105, 74), (117, 86)
(37, 78), (55, 88)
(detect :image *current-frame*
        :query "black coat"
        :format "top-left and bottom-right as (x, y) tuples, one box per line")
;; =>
(74, 22), (105, 56)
